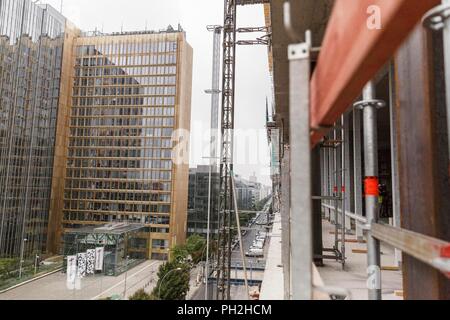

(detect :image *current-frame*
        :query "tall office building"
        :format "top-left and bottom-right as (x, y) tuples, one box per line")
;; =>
(54, 28), (193, 260)
(0, 0), (193, 262)
(0, 1), (68, 258)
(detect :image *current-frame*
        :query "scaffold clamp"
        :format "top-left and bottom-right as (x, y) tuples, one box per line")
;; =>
(353, 99), (386, 110)
(423, 3), (450, 31)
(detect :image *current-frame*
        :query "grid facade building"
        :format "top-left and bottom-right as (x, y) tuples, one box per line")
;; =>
(59, 30), (193, 260)
(0, 0), (66, 258)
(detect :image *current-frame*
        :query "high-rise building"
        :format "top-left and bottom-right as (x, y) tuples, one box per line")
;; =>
(0, 0), (193, 262)
(53, 28), (193, 260)
(0, 1), (68, 258)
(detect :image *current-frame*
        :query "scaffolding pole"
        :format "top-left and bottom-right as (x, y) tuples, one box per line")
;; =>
(353, 106), (364, 241)
(288, 40), (312, 300)
(355, 81), (383, 300)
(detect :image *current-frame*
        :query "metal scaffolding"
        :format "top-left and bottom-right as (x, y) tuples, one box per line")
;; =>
(271, 0), (449, 300)
(215, 0), (271, 300)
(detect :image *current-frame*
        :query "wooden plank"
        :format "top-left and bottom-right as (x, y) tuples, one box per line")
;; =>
(382, 266), (401, 272)
(310, 0), (440, 147)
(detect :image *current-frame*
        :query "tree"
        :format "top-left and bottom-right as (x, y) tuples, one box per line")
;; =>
(152, 261), (190, 300)
(128, 289), (152, 300)
(185, 235), (206, 264)
(171, 244), (190, 262)
(170, 235), (206, 264)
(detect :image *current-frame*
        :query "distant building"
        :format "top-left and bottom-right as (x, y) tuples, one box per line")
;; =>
(187, 166), (219, 237)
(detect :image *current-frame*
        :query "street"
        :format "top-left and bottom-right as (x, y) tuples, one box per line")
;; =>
(0, 260), (162, 300)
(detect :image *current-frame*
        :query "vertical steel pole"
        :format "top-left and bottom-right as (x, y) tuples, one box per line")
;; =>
(353, 107), (364, 242)
(343, 113), (352, 232)
(328, 136), (334, 221)
(280, 147), (291, 299)
(340, 115), (346, 268)
(323, 144), (329, 220)
(443, 0), (450, 171)
(361, 81), (382, 300)
(333, 128), (339, 251)
(388, 62), (402, 267)
(288, 41), (312, 300)
(205, 163), (212, 300)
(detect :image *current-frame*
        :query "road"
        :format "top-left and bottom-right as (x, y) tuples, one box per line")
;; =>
(0, 260), (162, 300)
(191, 200), (273, 301)
(231, 207), (270, 266)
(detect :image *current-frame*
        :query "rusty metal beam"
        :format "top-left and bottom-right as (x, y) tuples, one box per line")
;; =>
(394, 24), (450, 300)
(310, 0), (440, 147)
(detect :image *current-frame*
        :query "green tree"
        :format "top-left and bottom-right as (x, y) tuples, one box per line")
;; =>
(185, 235), (206, 264)
(129, 289), (152, 300)
(171, 244), (190, 262)
(170, 235), (206, 264)
(152, 261), (190, 300)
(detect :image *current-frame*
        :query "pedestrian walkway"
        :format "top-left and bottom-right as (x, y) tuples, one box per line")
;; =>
(318, 220), (403, 300)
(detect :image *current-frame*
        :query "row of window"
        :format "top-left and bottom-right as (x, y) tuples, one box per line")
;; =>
(69, 116), (175, 128)
(75, 65), (177, 78)
(63, 202), (171, 214)
(66, 169), (173, 180)
(63, 212), (171, 225)
(68, 148), (172, 159)
(76, 41), (177, 57)
(76, 52), (177, 66)
(74, 75), (176, 87)
(65, 180), (172, 192)
(65, 191), (171, 203)
(73, 86), (176, 97)
(70, 106), (175, 118)
(67, 159), (173, 170)
(73, 96), (176, 107)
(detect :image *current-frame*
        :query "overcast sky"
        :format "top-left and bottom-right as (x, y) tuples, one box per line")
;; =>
(44, 0), (272, 186)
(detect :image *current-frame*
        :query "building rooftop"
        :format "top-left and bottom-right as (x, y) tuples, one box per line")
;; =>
(80, 24), (184, 38)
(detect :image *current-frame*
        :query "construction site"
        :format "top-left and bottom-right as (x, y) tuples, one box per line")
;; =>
(208, 0), (450, 301)
(0, 0), (449, 304)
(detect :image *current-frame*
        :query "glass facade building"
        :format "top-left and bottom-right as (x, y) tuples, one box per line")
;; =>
(0, 0), (66, 258)
(0, 1), (193, 262)
(61, 30), (193, 260)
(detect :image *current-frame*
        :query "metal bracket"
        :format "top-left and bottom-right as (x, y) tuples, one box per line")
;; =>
(288, 42), (310, 61)
(423, 3), (450, 31)
(353, 99), (386, 110)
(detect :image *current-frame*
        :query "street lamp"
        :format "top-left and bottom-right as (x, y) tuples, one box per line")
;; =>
(202, 155), (219, 300)
(158, 267), (182, 299)
(19, 238), (28, 279)
(123, 255), (130, 299)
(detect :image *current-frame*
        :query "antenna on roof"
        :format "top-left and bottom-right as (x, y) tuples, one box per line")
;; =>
(60, 0), (63, 14)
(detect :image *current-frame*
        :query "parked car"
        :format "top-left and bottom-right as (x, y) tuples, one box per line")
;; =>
(245, 248), (264, 257)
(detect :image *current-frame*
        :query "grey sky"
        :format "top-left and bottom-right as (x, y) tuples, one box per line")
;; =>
(45, 0), (272, 186)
